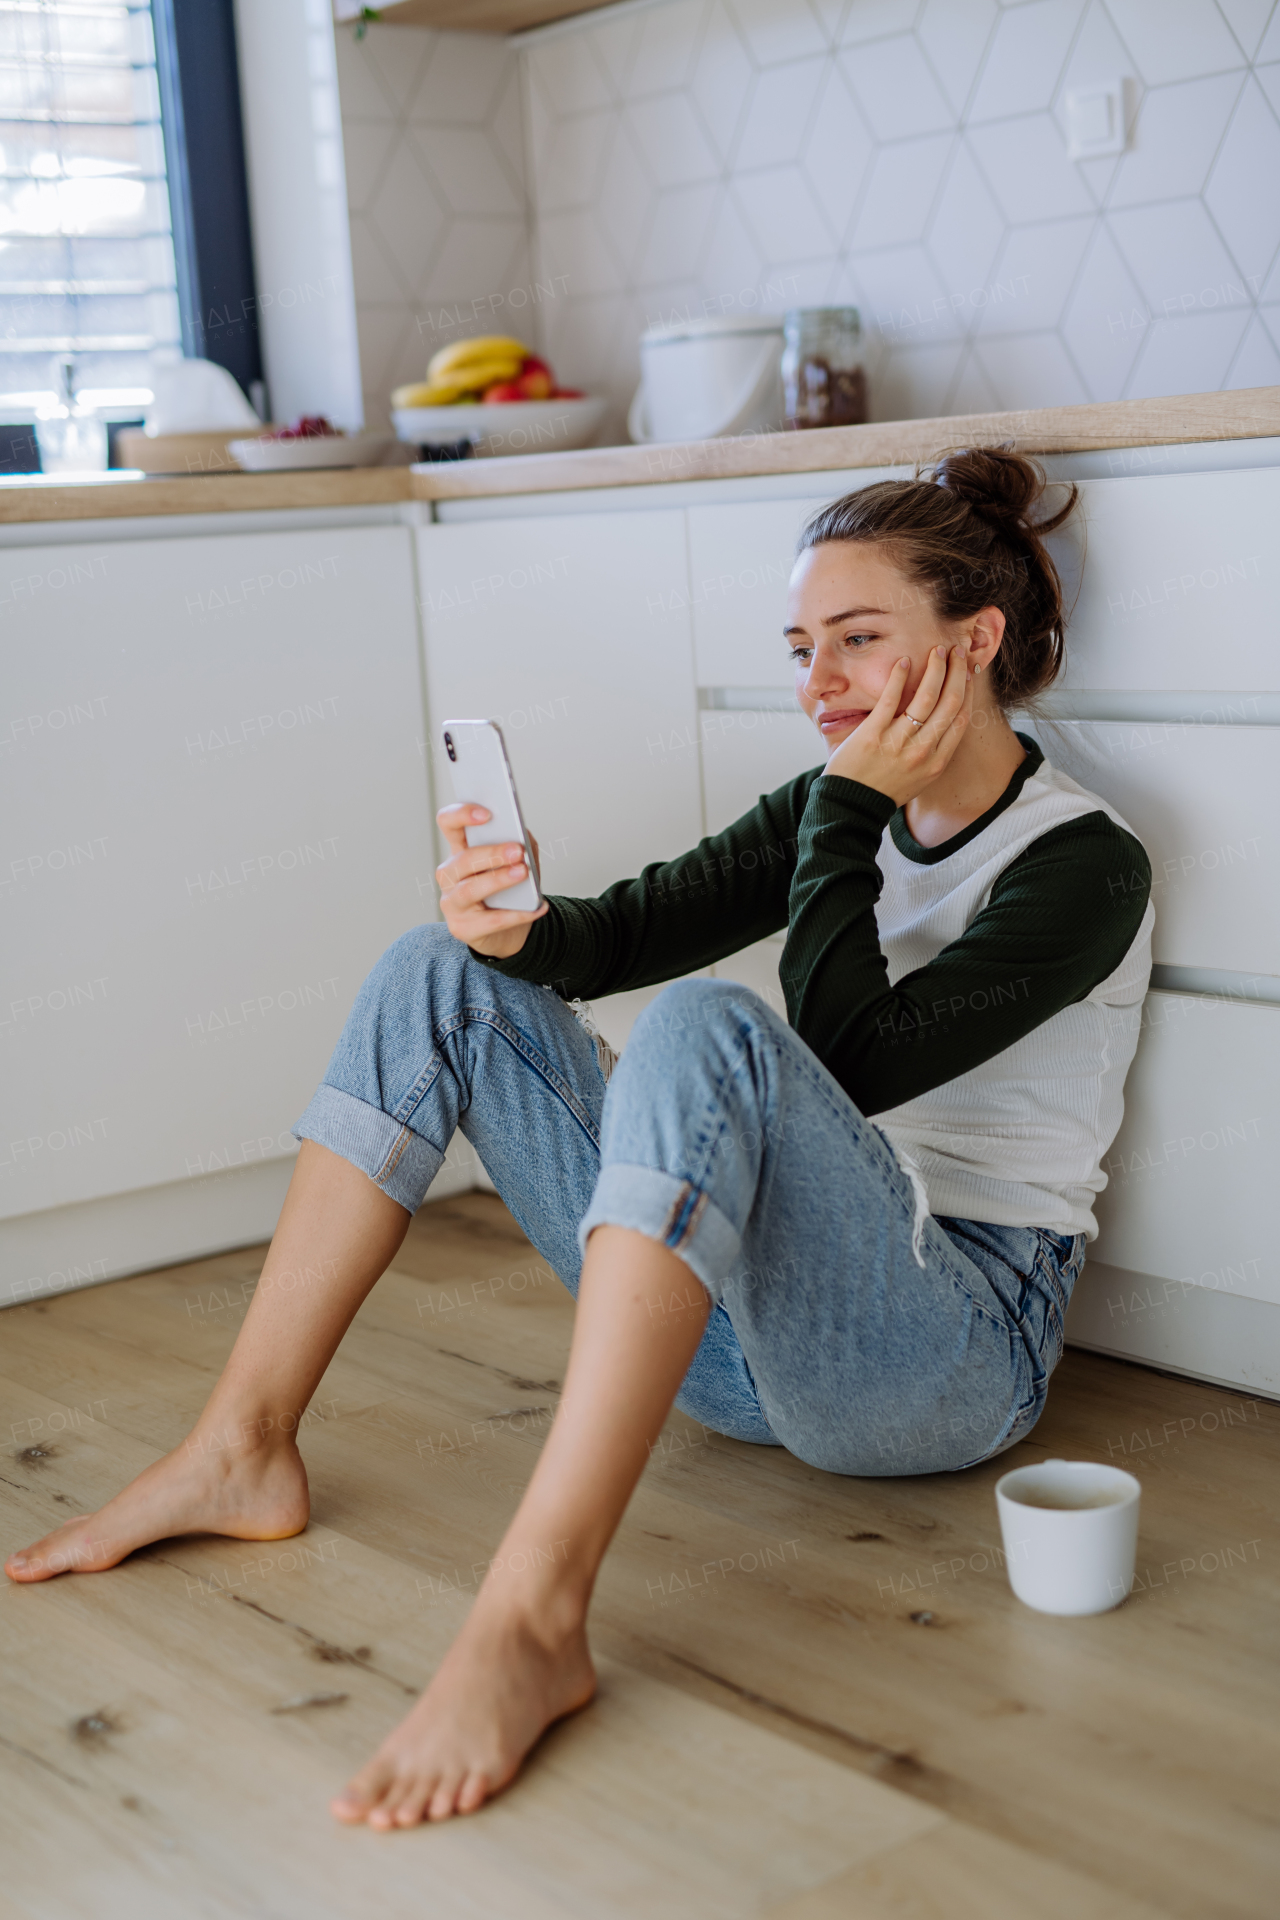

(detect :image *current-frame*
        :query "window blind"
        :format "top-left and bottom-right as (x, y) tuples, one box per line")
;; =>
(0, 0), (180, 413)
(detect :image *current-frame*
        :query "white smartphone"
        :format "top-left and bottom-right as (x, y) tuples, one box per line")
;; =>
(441, 718), (543, 913)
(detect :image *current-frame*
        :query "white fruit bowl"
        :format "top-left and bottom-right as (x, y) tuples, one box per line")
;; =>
(393, 395), (606, 456)
(229, 433), (392, 472)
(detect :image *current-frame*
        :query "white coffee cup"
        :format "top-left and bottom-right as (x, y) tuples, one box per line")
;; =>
(995, 1458), (1141, 1616)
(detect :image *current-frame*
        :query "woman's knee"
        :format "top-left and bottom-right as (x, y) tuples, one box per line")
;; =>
(336, 925), (487, 1070)
(384, 918), (459, 973)
(629, 977), (777, 1066)
(364, 920), (487, 1006)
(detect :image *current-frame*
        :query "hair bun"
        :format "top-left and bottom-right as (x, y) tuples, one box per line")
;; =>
(799, 450), (1081, 709)
(930, 445), (1044, 531)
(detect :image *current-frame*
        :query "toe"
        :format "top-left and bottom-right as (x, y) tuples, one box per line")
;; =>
(6, 1546), (54, 1582)
(427, 1774), (465, 1822)
(6, 1523), (115, 1582)
(366, 1770), (416, 1831)
(392, 1777), (438, 1828)
(330, 1759), (394, 1824)
(456, 1770), (490, 1814)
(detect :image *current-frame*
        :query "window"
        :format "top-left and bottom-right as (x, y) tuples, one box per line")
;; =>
(0, 0), (181, 423)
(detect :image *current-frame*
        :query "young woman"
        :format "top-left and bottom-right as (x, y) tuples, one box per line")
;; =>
(7, 447), (1154, 1830)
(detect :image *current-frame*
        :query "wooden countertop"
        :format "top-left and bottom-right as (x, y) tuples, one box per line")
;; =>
(414, 387), (1280, 499)
(2, 388), (1276, 524)
(0, 465), (414, 525)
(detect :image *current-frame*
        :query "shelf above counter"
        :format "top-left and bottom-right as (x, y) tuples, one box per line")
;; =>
(1, 387), (1276, 524)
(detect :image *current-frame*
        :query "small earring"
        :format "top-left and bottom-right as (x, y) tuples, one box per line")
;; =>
(975, 664), (982, 674)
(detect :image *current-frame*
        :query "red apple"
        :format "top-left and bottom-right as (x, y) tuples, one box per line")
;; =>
(552, 387), (585, 399)
(515, 367), (553, 399)
(521, 355), (552, 377)
(482, 381), (525, 403)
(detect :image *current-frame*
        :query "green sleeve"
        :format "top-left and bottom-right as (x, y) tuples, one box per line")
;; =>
(472, 768), (823, 1001)
(781, 774), (1152, 1116)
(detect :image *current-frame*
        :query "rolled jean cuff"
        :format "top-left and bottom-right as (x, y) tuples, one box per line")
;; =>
(293, 1083), (443, 1214)
(577, 1162), (741, 1303)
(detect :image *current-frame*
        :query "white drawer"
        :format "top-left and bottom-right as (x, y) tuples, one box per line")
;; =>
(699, 709), (823, 835)
(1023, 722), (1280, 975)
(689, 467), (1280, 696)
(417, 512), (703, 900)
(1049, 468), (1280, 693)
(1092, 992), (1280, 1306)
(688, 488), (887, 689)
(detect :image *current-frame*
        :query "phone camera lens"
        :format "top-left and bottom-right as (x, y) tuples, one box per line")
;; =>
(444, 732), (456, 762)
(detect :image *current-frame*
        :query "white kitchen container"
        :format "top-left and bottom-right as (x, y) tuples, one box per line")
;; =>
(628, 314), (785, 444)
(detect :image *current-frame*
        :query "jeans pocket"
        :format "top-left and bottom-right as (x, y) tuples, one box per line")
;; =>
(1033, 1230), (1081, 1371)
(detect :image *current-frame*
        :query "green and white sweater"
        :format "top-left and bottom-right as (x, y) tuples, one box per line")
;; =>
(475, 733), (1154, 1241)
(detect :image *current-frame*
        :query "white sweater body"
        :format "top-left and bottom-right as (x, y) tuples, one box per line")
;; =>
(872, 756), (1154, 1240)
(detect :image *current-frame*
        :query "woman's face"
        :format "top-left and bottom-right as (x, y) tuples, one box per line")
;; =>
(785, 540), (991, 750)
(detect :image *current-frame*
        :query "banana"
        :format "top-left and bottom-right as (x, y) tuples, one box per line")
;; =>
(439, 358), (523, 388)
(427, 334), (528, 380)
(424, 360), (524, 402)
(393, 341), (531, 410)
(450, 359), (521, 385)
(421, 382), (482, 405)
(392, 365), (515, 408)
(391, 381), (443, 408)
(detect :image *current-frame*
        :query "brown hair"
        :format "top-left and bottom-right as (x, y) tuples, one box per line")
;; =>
(797, 446), (1079, 710)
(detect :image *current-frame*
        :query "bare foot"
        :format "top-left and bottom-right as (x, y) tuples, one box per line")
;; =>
(4, 1429), (310, 1583)
(331, 1586), (597, 1827)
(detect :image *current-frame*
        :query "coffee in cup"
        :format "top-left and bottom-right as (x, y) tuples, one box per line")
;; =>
(995, 1458), (1140, 1615)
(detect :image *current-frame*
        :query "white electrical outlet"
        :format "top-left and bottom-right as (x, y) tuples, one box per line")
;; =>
(1065, 78), (1132, 160)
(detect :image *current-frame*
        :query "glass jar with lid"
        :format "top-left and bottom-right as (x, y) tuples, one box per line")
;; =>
(781, 308), (867, 430)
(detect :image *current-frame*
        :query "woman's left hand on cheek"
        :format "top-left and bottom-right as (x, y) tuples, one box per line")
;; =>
(823, 642), (975, 806)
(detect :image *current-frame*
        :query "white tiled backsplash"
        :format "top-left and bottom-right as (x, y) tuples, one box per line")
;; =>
(336, 0), (1280, 439)
(334, 25), (532, 429)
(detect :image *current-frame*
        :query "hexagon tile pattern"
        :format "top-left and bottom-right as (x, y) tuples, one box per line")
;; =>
(334, 22), (534, 430)
(336, 0), (1280, 442)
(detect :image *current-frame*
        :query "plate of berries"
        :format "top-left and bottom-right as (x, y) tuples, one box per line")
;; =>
(230, 416), (392, 471)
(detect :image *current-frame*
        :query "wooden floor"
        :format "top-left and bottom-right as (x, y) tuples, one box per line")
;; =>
(2, 1194), (1277, 1920)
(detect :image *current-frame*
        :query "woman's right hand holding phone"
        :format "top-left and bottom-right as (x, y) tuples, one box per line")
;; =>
(435, 805), (548, 959)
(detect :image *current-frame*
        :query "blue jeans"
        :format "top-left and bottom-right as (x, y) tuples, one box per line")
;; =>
(294, 924), (1086, 1477)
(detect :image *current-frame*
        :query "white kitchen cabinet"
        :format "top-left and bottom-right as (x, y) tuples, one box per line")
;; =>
(417, 510), (703, 893)
(6, 442), (1278, 1401)
(699, 707), (822, 835)
(1047, 469), (1280, 694)
(684, 464), (909, 689)
(1, 525), (432, 1226)
(1087, 991), (1280, 1306)
(699, 707), (822, 1018)
(686, 496), (833, 688)
(687, 468), (1280, 701)
(416, 510), (705, 1047)
(1021, 721), (1280, 975)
